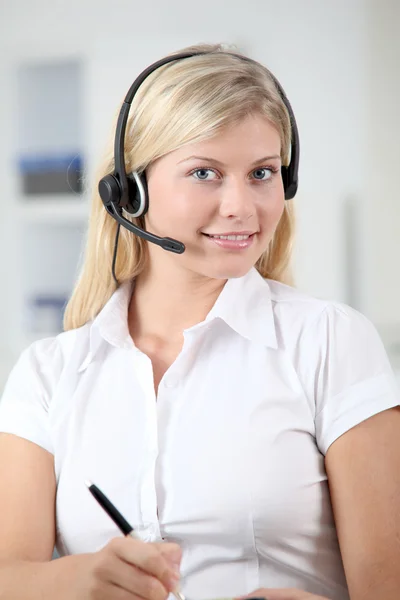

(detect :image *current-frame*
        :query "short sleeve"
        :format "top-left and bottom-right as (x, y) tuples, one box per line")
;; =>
(305, 303), (399, 455)
(0, 339), (59, 454)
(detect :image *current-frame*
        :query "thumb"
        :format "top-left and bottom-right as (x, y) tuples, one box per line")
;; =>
(155, 541), (182, 569)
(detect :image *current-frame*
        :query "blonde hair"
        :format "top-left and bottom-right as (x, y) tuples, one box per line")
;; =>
(64, 43), (296, 330)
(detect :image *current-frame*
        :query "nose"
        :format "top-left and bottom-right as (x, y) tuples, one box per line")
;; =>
(218, 178), (254, 221)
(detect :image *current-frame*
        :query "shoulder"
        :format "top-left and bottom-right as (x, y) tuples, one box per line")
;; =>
(265, 278), (386, 362)
(26, 322), (91, 364)
(267, 278), (330, 318)
(0, 324), (93, 454)
(7, 323), (92, 399)
(266, 279), (353, 342)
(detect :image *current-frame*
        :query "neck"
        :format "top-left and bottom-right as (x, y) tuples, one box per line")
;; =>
(129, 265), (226, 344)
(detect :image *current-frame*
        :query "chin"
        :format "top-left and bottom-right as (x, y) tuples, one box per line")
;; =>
(203, 262), (255, 280)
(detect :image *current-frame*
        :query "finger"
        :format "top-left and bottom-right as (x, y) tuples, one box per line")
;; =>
(155, 542), (182, 568)
(96, 580), (150, 600)
(110, 537), (180, 593)
(96, 582), (142, 600)
(103, 554), (170, 600)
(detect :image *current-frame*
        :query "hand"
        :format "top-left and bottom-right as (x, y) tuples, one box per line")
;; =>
(237, 587), (330, 600)
(75, 536), (182, 600)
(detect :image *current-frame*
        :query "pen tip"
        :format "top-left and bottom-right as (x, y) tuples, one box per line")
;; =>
(85, 479), (93, 488)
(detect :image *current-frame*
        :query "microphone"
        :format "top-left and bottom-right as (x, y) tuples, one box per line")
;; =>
(109, 201), (185, 254)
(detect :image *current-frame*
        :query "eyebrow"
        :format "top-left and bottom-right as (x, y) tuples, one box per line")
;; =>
(178, 154), (281, 167)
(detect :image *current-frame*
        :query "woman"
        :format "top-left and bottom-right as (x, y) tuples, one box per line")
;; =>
(0, 43), (399, 600)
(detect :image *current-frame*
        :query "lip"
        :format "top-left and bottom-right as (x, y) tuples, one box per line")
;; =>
(202, 230), (256, 236)
(202, 231), (256, 251)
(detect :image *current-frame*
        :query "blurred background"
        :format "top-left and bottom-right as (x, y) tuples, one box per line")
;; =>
(0, 0), (399, 391)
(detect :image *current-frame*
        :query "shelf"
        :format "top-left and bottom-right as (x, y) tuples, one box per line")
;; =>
(16, 196), (89, 224)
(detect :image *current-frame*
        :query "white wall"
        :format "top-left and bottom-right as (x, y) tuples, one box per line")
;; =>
(0, 0), (399, 381)
(365, 0), (400, 322)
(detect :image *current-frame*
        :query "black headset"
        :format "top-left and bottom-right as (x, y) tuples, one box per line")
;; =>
(98, 51), (300, 282)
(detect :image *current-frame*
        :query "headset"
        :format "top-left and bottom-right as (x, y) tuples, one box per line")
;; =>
(98, 51), (300, 283)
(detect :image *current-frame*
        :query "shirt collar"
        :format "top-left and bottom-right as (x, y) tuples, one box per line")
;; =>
(78, 267), (277, 372)
(203, 267), (277, 349)
(78, 280), (133, 372)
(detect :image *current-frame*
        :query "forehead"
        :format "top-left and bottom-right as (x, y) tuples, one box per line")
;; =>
(174, 113), (281, 162)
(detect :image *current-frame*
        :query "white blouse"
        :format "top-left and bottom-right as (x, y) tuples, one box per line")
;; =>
(0, 267), (399, 600)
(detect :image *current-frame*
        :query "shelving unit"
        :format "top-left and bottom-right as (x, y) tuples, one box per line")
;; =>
(13, 58), (88, 351)
(0, 39), (142, 391)
(16, 196), (89, 224)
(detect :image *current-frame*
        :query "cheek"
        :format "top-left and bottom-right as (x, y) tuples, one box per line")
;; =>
(148, 180), (214, 225)
(260, 194), (285, 229)
(145, 179), (179, 224)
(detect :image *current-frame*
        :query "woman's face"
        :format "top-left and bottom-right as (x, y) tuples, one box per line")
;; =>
(144, 112), (286, 280)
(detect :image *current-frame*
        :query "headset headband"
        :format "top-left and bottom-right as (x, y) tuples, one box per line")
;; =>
(98, 50), (300, 282)
(112, 51), (299, 212)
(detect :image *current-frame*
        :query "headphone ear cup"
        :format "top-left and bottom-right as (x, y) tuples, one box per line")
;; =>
(281, 165), (297, 200)
(98, 174), (122, 213)
(125, 171), (149, 217)
(281, 166), (289, 197)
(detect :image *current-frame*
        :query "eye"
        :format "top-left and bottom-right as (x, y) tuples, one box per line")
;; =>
(252, 167), (277, 181)
(191, 168), (219, 181)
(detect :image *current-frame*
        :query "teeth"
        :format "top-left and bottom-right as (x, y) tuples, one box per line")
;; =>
(209, 234), (250, 240)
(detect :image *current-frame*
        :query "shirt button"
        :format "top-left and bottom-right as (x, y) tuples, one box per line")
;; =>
(135, 523), (161, 542)
(164, 376), (179, 389)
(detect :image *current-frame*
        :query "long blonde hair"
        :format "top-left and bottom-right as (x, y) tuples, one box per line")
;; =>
(64, 43), (296, 331)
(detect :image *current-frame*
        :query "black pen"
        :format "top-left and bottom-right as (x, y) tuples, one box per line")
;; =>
(85, 480), (185, 600)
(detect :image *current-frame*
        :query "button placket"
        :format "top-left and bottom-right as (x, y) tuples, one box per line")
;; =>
(154, 340), (195, 536)
(138, 332), (199, 540)
(134, 351), (161, 541)
(160, 328), (199, 392)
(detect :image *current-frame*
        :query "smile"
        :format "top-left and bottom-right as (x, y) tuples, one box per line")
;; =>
(202, 232), (256, 250)
(206, 234), (251, 241)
